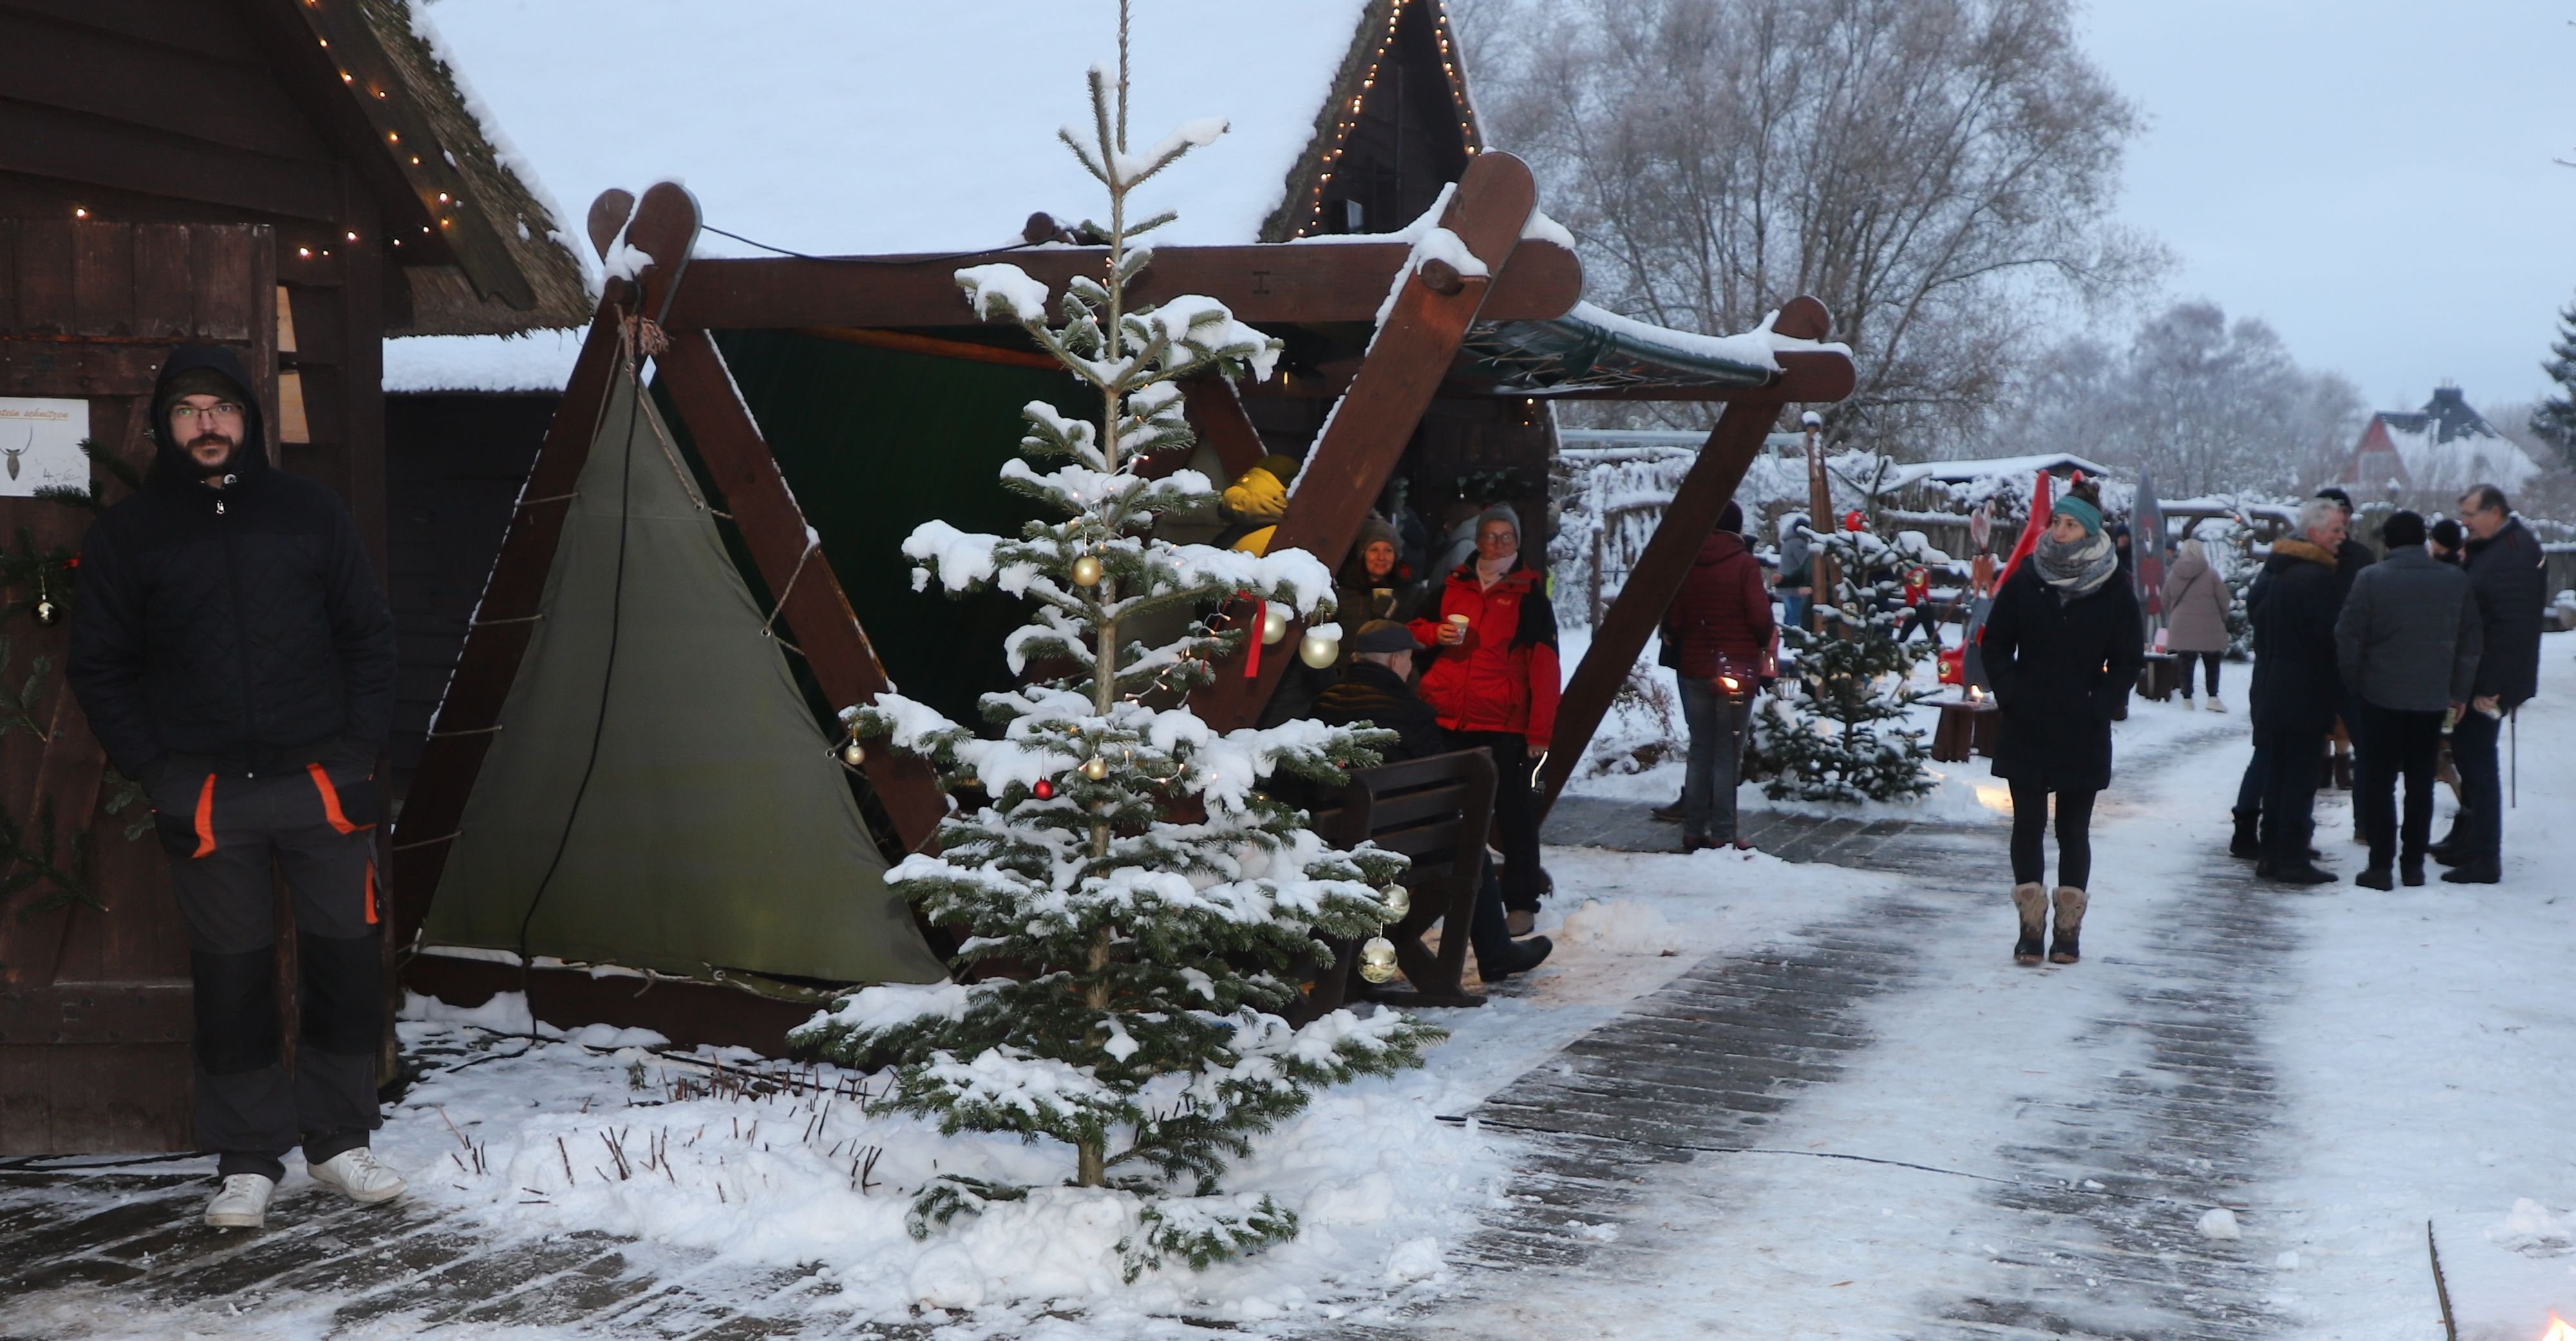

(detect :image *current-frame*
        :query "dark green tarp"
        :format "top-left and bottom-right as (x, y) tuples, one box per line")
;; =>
(424, 371), (945, 984)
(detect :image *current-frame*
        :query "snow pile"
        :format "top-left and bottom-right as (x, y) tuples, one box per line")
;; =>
(1557, 898), (1681, 956)
(383, 329), (584, 393)
(2195, 1206), (2242, 1239)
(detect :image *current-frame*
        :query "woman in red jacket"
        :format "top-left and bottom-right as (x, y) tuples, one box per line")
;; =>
(1410, 504), (1560, 923)
(1660, 502), (1776, 851)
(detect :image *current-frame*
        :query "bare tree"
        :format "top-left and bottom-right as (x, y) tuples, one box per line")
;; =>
(1466, 0), (2163, 449)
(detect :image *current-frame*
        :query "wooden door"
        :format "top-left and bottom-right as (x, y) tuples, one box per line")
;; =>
(0, 218), (274, 1154)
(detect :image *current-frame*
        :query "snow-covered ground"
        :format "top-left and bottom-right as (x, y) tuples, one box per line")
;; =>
(12, 641), (2569, 1339)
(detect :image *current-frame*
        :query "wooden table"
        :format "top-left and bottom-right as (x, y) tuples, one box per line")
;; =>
(1931, 698), (2001, 763)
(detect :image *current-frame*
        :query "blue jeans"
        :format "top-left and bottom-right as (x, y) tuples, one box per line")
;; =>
(1781, 592), (1812, 635)
(2450, 706), (2504, 861)
(1678, 677), (1752, 842)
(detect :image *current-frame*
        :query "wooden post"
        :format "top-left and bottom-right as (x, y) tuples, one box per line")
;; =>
(1191, 152), (1540, 731)
(388, 295), (631, 948)
(654, 329), (947, 855)
(1537, 396), (1790, 818)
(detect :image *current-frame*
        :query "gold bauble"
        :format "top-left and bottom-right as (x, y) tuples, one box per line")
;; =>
(1070, 555), (1104, 587)
(1297, 632), (1338, 668)
(31, 599), (57, 627)
(1357, 936), (1399, 985)
(1260, 608), (1289, 645)
(840, 739), (866, 767)
(1381, 885), (1411, 919)
(1081, 755), (1109, 780)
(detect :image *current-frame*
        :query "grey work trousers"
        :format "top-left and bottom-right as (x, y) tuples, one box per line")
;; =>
(151, 752), (384, 1181)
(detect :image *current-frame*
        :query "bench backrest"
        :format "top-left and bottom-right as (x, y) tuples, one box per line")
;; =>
(1310, 747), (1499, 884)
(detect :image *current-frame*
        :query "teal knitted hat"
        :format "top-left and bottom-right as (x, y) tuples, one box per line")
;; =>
(2052, 495), (2104, 537)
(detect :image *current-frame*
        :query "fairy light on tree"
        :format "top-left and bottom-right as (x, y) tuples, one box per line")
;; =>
(791, 6), (1436, 1275)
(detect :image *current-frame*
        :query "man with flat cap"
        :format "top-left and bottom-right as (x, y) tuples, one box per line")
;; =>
(68, 344), (402, 1230)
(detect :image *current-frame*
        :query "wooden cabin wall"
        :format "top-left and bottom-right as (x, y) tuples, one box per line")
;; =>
(383, 391), (559, 809)
(1311, 0), (1473, 236)
(0, 0), (407, 1152)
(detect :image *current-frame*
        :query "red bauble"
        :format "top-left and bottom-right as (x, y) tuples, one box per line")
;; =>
(1033, 779), (1056, 800)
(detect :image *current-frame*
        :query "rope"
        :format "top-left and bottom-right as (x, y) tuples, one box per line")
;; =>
(515, 491), (578, 509)
(427, 724), (504, 738)
(760, 541), (821, 640)
(470, 614), (542, 628)
(391, 830), (459, 852)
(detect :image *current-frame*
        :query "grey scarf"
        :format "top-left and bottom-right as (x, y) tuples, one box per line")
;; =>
(2033, 532), (2117, 597)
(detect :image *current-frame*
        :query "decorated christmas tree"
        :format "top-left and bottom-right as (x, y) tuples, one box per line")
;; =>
(1751, 527), (1937, 803)
(789, 34), (1435, 1277)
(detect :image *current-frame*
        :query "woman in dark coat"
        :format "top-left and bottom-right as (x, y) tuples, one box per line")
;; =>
(1979, 483), (2144, 966)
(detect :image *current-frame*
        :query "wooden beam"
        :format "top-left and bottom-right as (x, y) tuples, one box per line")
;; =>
(657, 236), (1582, 332)
(1536, 395), (1789, 817)
(1170, 375), (1266, 482)
(1191, 152), (1540, 731)
(390, 292), (631, 948)
(654, 329), (949, 855)
(0, 100), (340, 222)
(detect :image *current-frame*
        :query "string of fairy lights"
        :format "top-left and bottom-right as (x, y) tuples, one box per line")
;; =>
(1296, 0), (1485, 238)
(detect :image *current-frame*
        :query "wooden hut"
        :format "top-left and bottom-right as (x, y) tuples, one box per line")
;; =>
(0, 0), (585, 1155)
(379, 1), (1855, 1045)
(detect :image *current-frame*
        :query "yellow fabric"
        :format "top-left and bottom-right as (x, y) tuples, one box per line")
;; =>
(1230, 525), (1276, 556)
(1222, 467), (1287, 521)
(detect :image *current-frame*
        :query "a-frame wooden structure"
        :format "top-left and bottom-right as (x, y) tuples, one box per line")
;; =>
(394, 160), (1852, 1042)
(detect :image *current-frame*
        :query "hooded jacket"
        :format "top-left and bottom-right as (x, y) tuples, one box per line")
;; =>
(2246, 538), (2342, 736)
(1660, 529), (1774, 680)
(66, 346), (397, 780)
(1408, 559), (1560, 750)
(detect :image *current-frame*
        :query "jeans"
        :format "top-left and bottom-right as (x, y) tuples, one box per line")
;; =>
(2356, 703), (2442, 868)
(1455, 731), (1547, 912)
(1782, 592), (1812, 634)
(2257, 728), (2325, 864)
(1677, 677), (1753, 842)
(2006, 778), (2097, 888)
(2450, 706), (2504, 861)
(2233, 738), (2269, 818)
(2176, 651), (2222, 698)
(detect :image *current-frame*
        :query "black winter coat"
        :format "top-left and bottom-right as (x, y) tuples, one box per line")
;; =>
(2463, 517), (2546, 707)
(1980, 563), (2145, 793)
(67, 346), (397, 780)
(2246, 540), (2343, 736)
(1312, 661), (1450, 763)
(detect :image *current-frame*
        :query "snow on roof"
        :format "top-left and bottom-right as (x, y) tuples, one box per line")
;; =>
(1874, 454), (2113, 491)
(2378, 415), (2540, 492)
(385, 330), (585, 393)
(414, 0), (1385, 262)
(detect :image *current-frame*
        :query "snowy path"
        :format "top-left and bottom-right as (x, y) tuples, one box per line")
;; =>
(1352, 715), (2320, 1341)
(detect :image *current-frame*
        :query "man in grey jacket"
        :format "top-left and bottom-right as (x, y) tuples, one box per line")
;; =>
(2335, 510), (2480, 889)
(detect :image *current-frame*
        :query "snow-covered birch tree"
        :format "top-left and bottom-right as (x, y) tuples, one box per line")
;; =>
(789, 28), (1435, 1276)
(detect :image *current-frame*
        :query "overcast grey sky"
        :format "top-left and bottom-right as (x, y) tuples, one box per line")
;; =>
(2078, 0), (2576, 415)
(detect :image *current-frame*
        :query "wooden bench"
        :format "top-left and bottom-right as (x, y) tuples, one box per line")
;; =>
(1298, 747), (1499, 1016)
(1929, 697), (2000, 763)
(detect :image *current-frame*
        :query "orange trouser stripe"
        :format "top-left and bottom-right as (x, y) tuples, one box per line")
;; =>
(305, 762), (369, 835)
(191, 774), (216, 858)
(364, 861), (378, 925)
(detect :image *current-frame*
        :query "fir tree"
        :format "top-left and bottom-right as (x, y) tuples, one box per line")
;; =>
(1751, 528), (1937, 803)
(789, 32), (1435, 1277)
(2532, 295), (2576, 472)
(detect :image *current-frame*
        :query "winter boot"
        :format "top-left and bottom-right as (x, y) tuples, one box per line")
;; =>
(1651, 797), (1685, 823)
(2048, 887), (2087, 964)
(2012, 883), (2047, 965)
(1470, 881), (1553, 982)
(2256, 856), (2336, 885)
(2228, 811), (2260, 859)
(2400, 854), (2426, 886)
(2440, 858), (2501, 885)
(2354, 865), (2394, 891)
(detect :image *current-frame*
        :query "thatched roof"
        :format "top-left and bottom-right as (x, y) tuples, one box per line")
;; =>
(351, 0), (591, 335)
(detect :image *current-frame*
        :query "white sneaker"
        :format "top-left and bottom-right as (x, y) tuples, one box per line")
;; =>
(308, 1147), (406, 1205)
(2208, 697), (2228, 713)
(205, 1173), (275, 1229)
(2181, 696), (2198, 711)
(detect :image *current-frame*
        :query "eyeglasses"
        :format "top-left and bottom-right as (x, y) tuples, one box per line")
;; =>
(170, 402), (245, 423)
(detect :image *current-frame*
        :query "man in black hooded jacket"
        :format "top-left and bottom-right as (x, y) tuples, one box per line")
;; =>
(67, 345), (402, 1230)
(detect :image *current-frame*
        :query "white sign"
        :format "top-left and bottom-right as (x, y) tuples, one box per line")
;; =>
(0, 399), (91, 498)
